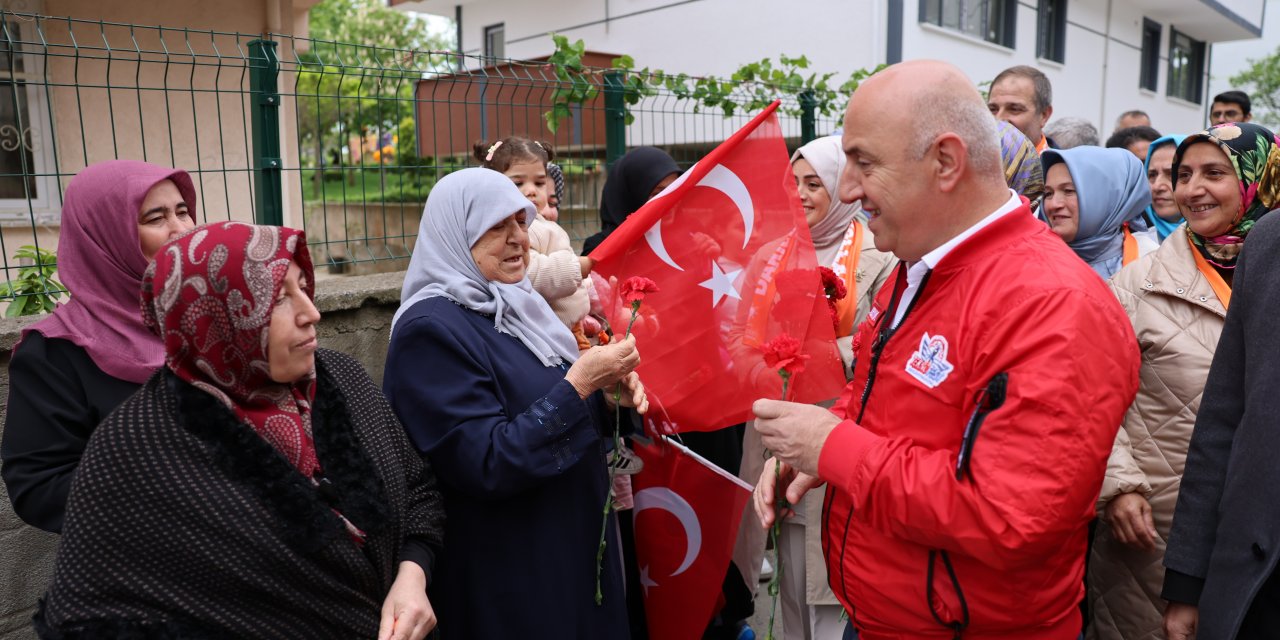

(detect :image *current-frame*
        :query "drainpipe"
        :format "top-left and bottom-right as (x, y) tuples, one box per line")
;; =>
(1098, 0), (1112, 132)
(1204, 44), (1214, 125)
(266, 0), (282, 34)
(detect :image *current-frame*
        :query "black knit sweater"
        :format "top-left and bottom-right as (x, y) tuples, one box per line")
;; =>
(35, 349), (445, 639)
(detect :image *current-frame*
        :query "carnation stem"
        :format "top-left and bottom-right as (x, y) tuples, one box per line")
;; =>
(766, 371), (793, 639)
(596, 302), (643, 605)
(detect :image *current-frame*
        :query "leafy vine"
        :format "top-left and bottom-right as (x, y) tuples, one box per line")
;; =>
(543, 34), (886, 133)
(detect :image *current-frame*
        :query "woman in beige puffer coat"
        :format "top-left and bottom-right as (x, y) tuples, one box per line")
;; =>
(1090, 222), (1225, 639)
(1087, 121), (1280, 639)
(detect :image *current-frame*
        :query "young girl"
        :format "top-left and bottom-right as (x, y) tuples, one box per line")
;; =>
(474, 138), (595, 347)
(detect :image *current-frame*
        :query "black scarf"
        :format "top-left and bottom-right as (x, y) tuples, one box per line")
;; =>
(35, 349), (444, 639)
(581, 146), (680, 254)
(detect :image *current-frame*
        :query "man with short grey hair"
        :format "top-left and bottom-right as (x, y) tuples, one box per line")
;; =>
(1115, 109), (1152, 132)
(752, 59), (1139, 639)
(1045, 116), (1100, 149)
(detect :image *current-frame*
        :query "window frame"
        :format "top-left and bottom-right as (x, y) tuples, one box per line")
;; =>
(1036, 0), (1067, 63)
(919, 0), (1017, 49)
(1139, 18), (1161, 92)
(483, 23), (505, 61)
(0, 19), (57, 221)
(1166, 28), (1206, 104)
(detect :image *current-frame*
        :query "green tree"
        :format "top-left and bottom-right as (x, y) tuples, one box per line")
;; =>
(1229, 45), (1280, 127)
(297, 0), (450, 173)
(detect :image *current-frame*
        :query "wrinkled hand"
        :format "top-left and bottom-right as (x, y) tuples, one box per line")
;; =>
(1106, 492), (1158, 551)
(378, 561), (436, 640)
(605, 372), (650, 415)
(1163, 602), (1197, 640)
(753, 399), (840, 477)
(565, 334), (640, 398)
(753, 456), (823, 529)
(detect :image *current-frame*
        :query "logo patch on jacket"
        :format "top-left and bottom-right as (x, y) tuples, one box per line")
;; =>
(905, 332), (954, 389)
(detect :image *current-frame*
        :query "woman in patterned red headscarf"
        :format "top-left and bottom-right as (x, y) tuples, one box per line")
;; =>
(37, 221), (445, 640)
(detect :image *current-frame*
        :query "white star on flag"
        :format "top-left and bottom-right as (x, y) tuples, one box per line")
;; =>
(698, 259), (742, 307)
(639, 564), (658, 597)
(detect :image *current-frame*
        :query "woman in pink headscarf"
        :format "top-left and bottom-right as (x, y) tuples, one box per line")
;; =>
(1, 160), (196, 533)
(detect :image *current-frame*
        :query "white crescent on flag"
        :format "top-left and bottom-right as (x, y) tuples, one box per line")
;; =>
(642, 163), (755, 272)
(633, 487), (702, 577)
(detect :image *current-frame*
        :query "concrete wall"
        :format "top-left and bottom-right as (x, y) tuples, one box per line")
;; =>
(0, 269), (407, 639)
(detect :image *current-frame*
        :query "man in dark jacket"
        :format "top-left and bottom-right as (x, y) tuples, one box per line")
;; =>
(1163, 210), (1280, 639)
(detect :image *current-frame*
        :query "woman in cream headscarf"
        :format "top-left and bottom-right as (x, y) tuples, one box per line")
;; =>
(736, 136), (896, 640)
(384, 168), (648, 639)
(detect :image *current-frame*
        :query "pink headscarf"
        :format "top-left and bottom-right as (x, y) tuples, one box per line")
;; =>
(23, 160), (198, 383)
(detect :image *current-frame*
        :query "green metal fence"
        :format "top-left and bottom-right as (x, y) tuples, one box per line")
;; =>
(0, 10), (843, 309)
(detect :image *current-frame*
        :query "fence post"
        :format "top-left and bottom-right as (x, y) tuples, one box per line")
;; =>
(248, 39), (283, 226)
(603, 70), (626, 169)
(799, 90), (818, 144)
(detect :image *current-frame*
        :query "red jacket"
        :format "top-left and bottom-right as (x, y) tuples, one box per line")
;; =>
(820, 205), (1139, 639)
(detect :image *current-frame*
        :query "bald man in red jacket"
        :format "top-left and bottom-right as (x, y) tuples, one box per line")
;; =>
(753, 60), (1139, 640)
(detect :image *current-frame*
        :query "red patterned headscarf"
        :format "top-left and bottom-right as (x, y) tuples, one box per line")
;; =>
(141, 221), (320, 477)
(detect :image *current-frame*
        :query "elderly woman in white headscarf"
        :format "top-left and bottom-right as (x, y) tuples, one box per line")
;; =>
(383, 168), (646, 639)
(734, 136), (897, 640)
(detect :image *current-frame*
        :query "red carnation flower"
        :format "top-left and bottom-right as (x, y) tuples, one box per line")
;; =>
(761, 333), (809, 376)
(818, 266), (847, 301)
(619, 276), (660, 304)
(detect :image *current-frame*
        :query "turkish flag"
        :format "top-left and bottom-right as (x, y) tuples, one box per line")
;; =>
(588, 101), (844, 433)
(632, 436), (752, 640)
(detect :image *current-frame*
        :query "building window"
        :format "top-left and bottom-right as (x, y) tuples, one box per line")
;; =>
(1036, 0), (1066, 62)
(920, 0), (1016, 48)
(0, 22), (56, 219)
(483, 23), (504, 60)
(1140, 19), (1161, 91)
(1167, 28), (1205, 103)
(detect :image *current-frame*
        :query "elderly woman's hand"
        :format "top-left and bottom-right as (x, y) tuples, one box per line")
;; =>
(605, 372), (649, 415)
(565, 334), (640, 399)
(378, 561), (436, 640)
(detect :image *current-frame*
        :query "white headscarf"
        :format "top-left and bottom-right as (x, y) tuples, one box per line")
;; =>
(393, 168), (581, 366)
(791, 136), (865, 267)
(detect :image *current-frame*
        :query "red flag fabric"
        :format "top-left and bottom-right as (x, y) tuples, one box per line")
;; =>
(589, 102), (845, 432)
(631, 436), (752, 640)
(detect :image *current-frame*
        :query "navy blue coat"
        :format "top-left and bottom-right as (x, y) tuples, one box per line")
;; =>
(384, 297), (628, 639)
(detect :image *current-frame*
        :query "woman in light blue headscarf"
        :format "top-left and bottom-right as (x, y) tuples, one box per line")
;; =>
(1041, 146), (1156, 279)
(384, 168), (647, 638)
(1144, 135), (1188, 241)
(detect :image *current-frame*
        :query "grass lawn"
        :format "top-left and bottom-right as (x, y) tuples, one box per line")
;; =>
(300, 168), (434, 204)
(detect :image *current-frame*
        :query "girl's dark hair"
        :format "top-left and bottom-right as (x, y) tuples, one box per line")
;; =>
(473, 136), (555, 172)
